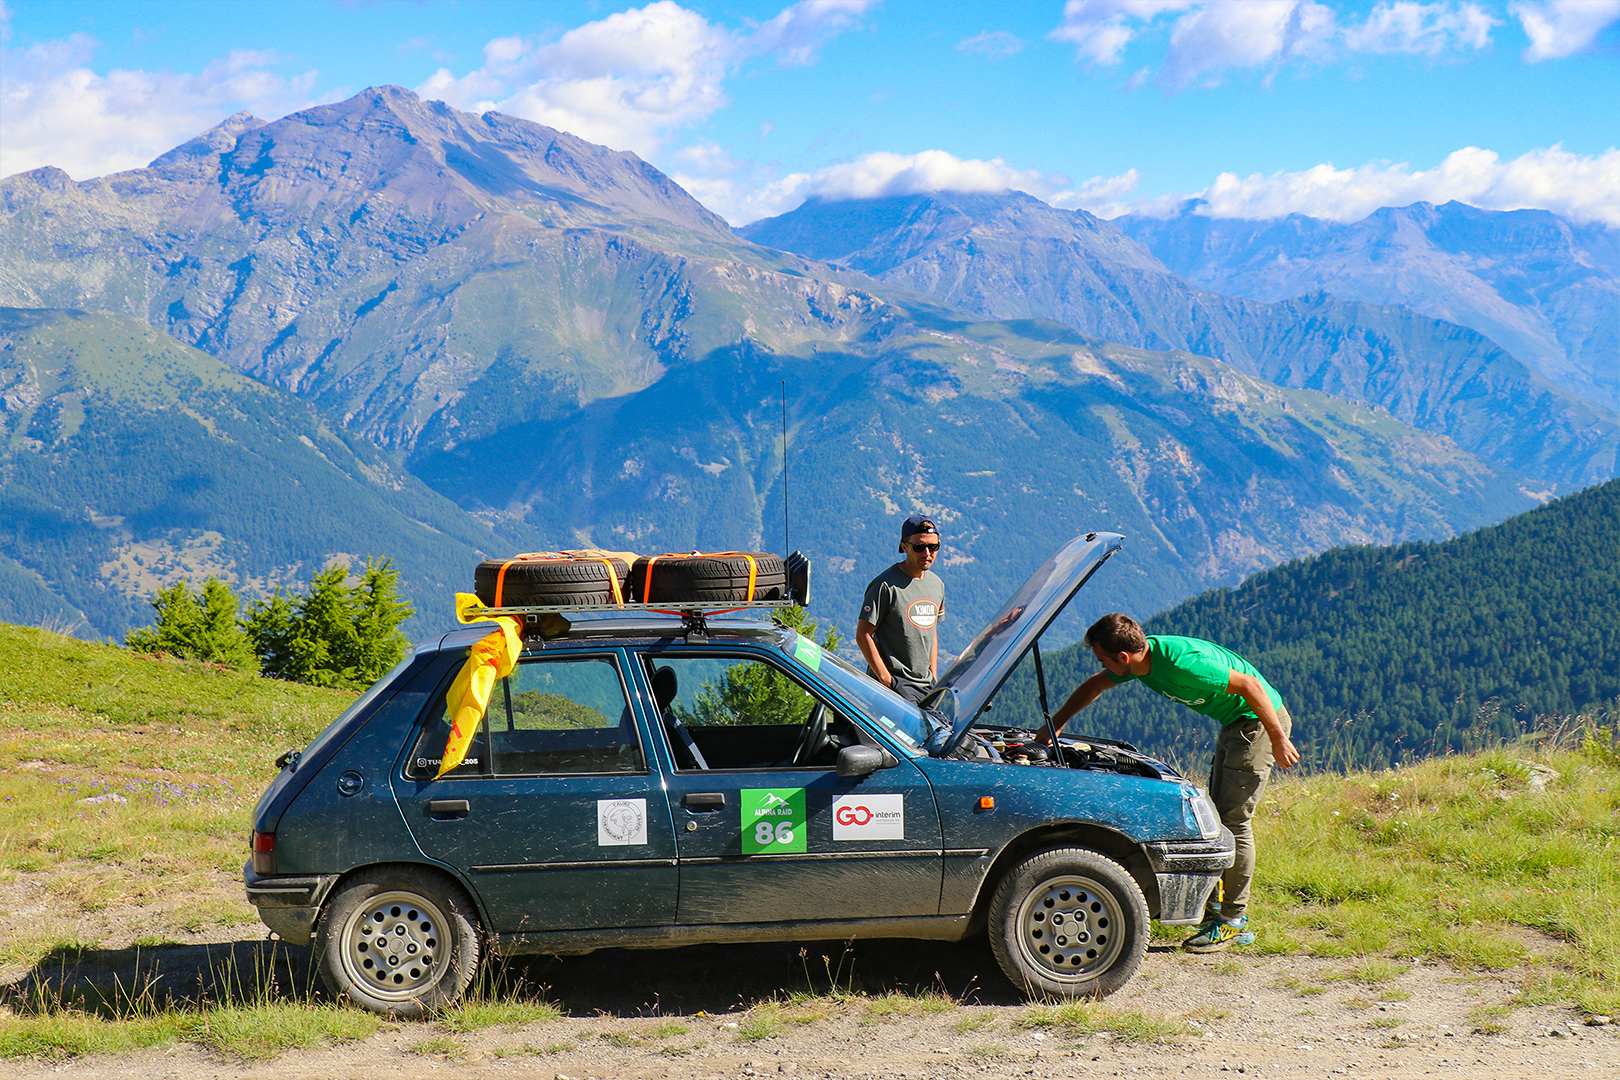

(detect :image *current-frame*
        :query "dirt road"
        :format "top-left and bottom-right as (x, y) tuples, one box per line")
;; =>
(2, 870), (1616, 1079)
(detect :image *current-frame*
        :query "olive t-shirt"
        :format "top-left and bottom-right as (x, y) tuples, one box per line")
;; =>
(858, 565), (945, 686)
(1107, 635), (1283, 727)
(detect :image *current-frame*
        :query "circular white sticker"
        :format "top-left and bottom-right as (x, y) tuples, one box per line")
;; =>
(906, 598), (939, 629)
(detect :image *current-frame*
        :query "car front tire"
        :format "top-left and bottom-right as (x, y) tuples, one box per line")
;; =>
(988, 847), (1148, 1000)
(315, 866), (481, 1017)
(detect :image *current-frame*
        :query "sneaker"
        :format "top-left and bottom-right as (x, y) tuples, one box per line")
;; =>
(1233, 928), (1256, 947)
(1184, 914), (1248, 953)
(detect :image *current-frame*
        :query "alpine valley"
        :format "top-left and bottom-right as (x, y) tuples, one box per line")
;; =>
(2, 87), (1616, 648)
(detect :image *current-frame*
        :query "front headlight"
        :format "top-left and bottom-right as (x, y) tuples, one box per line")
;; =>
(1183, 785), (1221, 839)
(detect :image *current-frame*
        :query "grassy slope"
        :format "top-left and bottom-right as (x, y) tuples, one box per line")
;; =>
(0, 623), (351, 950)
(0, 622), (1615, 1057)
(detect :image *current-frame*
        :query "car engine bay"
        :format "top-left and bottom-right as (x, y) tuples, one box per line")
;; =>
(970, 726), (1177, 779)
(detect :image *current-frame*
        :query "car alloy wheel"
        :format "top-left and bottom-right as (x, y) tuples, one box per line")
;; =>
(988, 847), (1148, 999)
(338, 889), (453, 1001)
(316, 867), (481, 1017)
(1013, 872), (1126, 982)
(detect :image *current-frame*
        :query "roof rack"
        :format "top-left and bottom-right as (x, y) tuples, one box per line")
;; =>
(479, 597), (795, 617)
(482, 597), (795, 645)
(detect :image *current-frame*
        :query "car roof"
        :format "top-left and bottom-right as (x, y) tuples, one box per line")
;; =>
(428, 609), (787, 653)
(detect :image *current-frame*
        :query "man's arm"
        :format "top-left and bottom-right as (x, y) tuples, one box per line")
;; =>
(1036, 671), (1117, 743)
(1227, 670), (1300, 769)
(855, 620), (891, 688)
(929, 624), (938, 681)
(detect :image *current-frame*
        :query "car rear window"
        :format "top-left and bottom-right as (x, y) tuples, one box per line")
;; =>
(405, 654), (645, 778)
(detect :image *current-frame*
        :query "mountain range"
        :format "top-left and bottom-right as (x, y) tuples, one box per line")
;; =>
(0, 306), (512, 638)
(1, 86), (1614, 648)
(741, 190), (1619, 492)
(1117, 200), (1620, 416)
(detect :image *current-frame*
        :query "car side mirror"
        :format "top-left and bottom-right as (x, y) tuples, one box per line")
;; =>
(836, 744), (890, 777)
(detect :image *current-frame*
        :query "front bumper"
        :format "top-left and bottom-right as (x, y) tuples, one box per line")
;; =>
(1143, 829), (1234, 925)
(243, 862), (339, 947)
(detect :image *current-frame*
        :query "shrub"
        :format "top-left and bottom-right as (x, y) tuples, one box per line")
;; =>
(125, 577), (258, 671)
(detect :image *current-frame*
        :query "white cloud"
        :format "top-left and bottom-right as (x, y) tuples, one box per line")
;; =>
(677, 146), (1139, 225)
(1161, 1), (1337, 87)
(0, 33), (322, 179)
(956, 30), (1027, 59)
(1048, 169), (1146, 216)
(1049, 1), (1197, 65)
(689, 140), (1619, 229)
(1051, 2), (1506, 87)
(1342, 2), (1498, 54)
(1152, 145), (1620, 225)
(793, 150), (1060, 200)
(748, 0), (875, 67)
(416, 1), (873, 158)
(1511, 0), (1620, 61)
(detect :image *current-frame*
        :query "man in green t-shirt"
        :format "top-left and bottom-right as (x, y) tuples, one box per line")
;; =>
(1042, 612), (1299, 952)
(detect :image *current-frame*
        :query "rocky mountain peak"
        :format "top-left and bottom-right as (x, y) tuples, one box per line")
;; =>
(217, 85), (734, 235)
(150, 109), (270, 173)
(744, 188), (1163, 276)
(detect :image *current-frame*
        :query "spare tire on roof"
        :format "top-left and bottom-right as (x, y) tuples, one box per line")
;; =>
(630, 551), (788, 605)
(474, 551), (635, 607)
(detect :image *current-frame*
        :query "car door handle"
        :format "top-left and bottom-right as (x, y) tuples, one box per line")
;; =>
(683, 792), (726, 809)
(427, 799), (470, 818)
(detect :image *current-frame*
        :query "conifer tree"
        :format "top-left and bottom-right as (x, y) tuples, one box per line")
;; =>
(245, 557), (414, 689)
(125, 577), (259, 671)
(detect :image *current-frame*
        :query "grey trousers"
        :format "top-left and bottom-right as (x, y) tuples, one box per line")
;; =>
(1207, 708), (1292, 920)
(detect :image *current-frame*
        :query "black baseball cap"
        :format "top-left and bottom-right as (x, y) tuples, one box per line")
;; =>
(901, 514), (940, 543)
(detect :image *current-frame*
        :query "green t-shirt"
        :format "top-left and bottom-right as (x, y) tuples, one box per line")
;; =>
(1107, 635), (1284, 727)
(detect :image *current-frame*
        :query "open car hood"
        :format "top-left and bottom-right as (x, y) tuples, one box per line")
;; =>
(927, 531), (1123, 756)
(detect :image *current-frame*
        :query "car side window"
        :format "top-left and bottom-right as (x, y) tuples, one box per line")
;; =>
(405, 656), (644, 779)
(645, 654), (852, 771)
(659, 655), (815, 729)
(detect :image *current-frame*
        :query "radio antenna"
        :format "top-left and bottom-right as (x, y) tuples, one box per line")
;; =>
(781, 380), (789, 556)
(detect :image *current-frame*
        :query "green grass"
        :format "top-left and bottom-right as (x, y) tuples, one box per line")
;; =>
(435, 998), (562, 1033)
(0, 624), (353, 909)
(410, 1034), (465, 1058)
(0, 991), (382, 1063)
(1249, 738), (1620, 1015)
(733, 1010), (779, 1042)
(1021, 1002), (1194, 1044)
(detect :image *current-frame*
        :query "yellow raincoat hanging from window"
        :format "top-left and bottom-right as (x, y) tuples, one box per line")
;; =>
(435, 593), (523, 779)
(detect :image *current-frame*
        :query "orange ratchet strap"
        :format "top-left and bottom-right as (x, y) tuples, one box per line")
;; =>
(640, 551), (757, 604)
(493, 551), (625, 607)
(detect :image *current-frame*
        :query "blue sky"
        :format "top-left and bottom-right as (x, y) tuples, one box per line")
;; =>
(3, 0), (1617, 224)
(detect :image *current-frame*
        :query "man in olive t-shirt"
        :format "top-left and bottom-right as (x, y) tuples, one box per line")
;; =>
(1041, 612), (1300, 953)
(855, 514), (946, 705)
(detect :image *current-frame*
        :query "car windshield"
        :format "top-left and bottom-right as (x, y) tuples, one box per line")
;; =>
(774, 628), (942, 752)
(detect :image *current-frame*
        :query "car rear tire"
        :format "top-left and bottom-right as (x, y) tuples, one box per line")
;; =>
(315, 866), (481, 1017)
(988, 847), (1148, 1000)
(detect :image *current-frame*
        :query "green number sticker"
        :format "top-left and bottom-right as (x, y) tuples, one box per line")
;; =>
(741, 788), (807, 854)
(792, 636), (822, 671)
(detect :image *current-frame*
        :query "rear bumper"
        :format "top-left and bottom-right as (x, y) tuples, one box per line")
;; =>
(1143, 830), (1234, 925)
(243, 862), (339, 947)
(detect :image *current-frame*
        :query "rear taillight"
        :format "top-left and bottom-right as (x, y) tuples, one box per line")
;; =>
(252, 831), (276, 875)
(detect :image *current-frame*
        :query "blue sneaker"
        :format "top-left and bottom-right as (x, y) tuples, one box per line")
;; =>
(1184, 914), (1248, 953)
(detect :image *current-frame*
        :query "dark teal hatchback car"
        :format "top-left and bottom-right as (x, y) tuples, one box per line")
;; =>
(245, 533), (1232, 1015)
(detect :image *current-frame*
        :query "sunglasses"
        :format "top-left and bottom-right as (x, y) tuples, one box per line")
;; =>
(907, 541), (941, 553)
